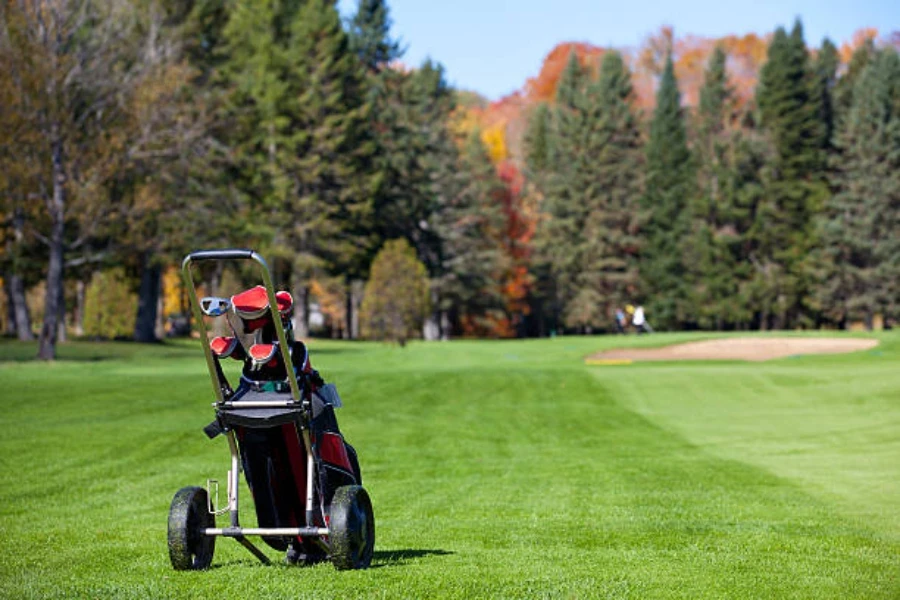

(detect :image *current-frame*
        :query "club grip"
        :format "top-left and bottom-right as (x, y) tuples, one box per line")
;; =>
(185, 249), (255, 263)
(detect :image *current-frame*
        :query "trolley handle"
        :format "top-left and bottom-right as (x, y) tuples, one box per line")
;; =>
(185, 249), (256, 263)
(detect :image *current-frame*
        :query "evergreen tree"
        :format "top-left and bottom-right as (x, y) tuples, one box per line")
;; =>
(367, 60), (464, 338)
(344, 0), (405, 337)
(537, 52), (585, 330)
(348, 0), (402, 73)
(529, 51), (644, 332)
(523, 102), (551, 178)
(533, 51), (589, 331)
(567, 51), (644, 331)
(521, 102), (553, 333)
(833, 36), (876, 128)
(289, 0), (376, 286)
(220, 0), (375, 336)
(820, 48), (900, 328)
(686, 45), (737, 329)
(686, 47), (766, 329)
(812, 38), (839, 149)
(641, 52), (693, 330)
(434, 130), (508, 334)
(372, 61), (457, 273)
(753, 20), (827, 328)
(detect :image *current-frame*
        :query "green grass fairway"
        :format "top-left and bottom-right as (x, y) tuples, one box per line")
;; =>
(1, 332), (898, 599)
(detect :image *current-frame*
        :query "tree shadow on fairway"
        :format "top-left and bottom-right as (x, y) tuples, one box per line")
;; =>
(371, 548), (454, 568)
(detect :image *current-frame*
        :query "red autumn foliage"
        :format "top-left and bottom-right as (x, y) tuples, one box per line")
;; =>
(495, 161), (535, 334)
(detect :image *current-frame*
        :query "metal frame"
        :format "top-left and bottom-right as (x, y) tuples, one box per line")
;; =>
(181, 249), (327, 563)
(182, 249), (301, 404)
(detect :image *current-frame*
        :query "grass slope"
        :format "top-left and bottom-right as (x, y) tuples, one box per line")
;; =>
(0, 332), (897, 599)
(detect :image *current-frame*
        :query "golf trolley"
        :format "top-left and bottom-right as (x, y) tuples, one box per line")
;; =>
(167, 249), (374, 570)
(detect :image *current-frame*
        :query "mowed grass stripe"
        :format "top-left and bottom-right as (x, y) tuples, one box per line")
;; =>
(596, 335), (900, 541)
(0, 334), (897, 599)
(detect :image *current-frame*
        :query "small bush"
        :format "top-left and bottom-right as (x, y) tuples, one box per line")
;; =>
(360, 239), (429, 345)
(83, 268), (137, 339)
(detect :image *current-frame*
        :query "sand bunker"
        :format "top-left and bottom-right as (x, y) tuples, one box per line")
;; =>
(588, 337), (879, 363)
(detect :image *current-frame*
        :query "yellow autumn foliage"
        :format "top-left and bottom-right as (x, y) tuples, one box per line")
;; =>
(481, 122), (508, 163)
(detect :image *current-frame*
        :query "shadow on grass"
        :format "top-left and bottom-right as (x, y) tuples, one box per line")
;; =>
(371, 548), (454, 568)
(0, 348), (114, 363)
(200, 549), (453, 571)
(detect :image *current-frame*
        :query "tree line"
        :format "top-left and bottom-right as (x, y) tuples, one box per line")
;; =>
(1, 1), (897, 359)
(525, 22), (899, 334)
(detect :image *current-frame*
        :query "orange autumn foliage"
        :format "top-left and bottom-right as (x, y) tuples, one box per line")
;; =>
(495, 161), (537, 335)
(525, 42), (606, 103)
(839, 27), (879, 63)
(310, 278), (345, 333)
(517, 29), (771, 116)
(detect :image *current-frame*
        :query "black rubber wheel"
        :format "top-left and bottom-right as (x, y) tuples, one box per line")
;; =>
(168, 486), (216, 570)
(329, 485), (375, 570)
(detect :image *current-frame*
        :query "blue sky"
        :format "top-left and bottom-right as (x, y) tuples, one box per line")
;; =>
(336, 0), (899, 100)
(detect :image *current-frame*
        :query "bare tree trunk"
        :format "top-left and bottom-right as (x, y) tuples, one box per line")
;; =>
(73, 279), (85, 336)
(292, 282), (310, 338)
(134, 252), (162, 343)
(5, 207), (34, 339)
(56, 280), (67, 343)
(37, 134), (66, 360)
(352, 279), (363, 339)
(423, 285), (440, 341)
(343, 279), (352, 340)
(155, 287), (166, 339)
(440, 311), (450, 341)
(342, 279), (364, 340)
(3, 276), (14, 337)
(5, 273), (33, 340)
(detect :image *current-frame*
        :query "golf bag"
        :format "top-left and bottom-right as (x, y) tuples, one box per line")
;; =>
(209, 285), (361, 554)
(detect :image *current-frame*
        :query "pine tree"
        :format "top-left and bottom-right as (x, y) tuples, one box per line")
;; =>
(833, 37), (876, 128)
(685, 45), (736, 329)
(685, 47), (771, 330)
(820, 48), (900, 328)
(348, 0), (402, 73)
(568, 51), (644, 331)
(532, 51), (588, 331)
(812, 38), (839, 149)
(521, 102), (553, 333)
(527, 50), (644, 333)
(434, 130), (508, 334)
(641, 52), (693, 330)
(372, 61), (457, 272)
(367, 60), (464, 338)
(523, 103), (551, 178)
(220, 0), (375, 336)
(753, 20), (827, 328)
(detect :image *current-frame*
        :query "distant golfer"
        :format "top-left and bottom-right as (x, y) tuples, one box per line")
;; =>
(632, 305), (653, 334)
(614, 307), (627, 333)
